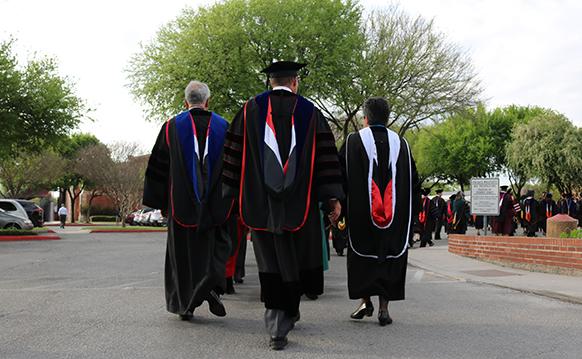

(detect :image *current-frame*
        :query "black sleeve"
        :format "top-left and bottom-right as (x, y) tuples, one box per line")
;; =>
(143, 122), (170, 210)
(314, 111), (345, 203)
(222, 106), (245, 198)
(410, 150), (422, 220)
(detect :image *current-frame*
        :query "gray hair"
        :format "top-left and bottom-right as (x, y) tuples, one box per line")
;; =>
(184, 81), (211, 106)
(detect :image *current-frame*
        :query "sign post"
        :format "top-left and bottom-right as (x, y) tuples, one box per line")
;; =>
(470, 178), (500, 236)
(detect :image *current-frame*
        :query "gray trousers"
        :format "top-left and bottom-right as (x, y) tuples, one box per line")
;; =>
(265, 309), (295, 338)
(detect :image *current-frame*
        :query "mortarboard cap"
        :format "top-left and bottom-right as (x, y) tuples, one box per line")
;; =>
(436, 189), (443, 194)
(261, 61), (306, 78)
(500, 185), (509, 191)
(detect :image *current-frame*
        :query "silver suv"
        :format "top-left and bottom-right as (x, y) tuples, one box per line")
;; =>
(0, 208), (34, 230)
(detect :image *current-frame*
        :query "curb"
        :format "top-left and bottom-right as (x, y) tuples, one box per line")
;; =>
(0, 235), (61, 241)
(408, 258), (582, 306)
(46, 223), (103, 227)
(90, 230), (167, 233)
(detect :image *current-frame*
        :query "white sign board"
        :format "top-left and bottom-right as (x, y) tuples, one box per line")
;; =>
(470, 178), (500, 216)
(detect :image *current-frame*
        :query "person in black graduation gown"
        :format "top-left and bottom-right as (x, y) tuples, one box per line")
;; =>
(449, 192), (468, 234)
(419, 189), (435, 247)
(431, 189), (446, 239)
(143, 81), (233, 321)
(540, 192), (558, 234)
(339, 97), (421, 326)
(522, 190), (539, 237)
(222, 61), (344, 350)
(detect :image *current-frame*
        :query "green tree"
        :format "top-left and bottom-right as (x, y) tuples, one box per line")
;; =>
(0, 40), (86, 161)
(77, 143), (147, 227)
(128, 0), (363, 122)
(52, 134), (101, 223)
(0, 151), (65, 199)
(413, 104), (500, 191)
(486, 105), (549, 195)
(506, 111), (577, 194)
(128, 1), (480, 140)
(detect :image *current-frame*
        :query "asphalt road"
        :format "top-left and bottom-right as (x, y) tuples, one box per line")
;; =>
(1, 232), (581, 359)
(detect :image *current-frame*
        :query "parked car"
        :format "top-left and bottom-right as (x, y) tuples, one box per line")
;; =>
(125, 210), (140, 226)
(134, 207), (154, 226)
(0, 208), (34, 230)
(149, 209), (166, 226)
(15, 200), (44, 227)
(0, 199), (29, 221)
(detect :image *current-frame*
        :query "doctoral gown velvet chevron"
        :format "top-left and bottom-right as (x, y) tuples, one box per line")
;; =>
(223, 89), (344, 315)
(143, 108), (233, 316)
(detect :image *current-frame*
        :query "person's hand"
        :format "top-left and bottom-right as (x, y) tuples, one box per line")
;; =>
(328, 199), (341, 224)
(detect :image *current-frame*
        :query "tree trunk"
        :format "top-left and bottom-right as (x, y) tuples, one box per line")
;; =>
(66, 188), (76, 223)
(86, 195), (96, 223)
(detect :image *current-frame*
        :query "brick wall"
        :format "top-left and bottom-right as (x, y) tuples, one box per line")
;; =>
(448, 235), (582, 274)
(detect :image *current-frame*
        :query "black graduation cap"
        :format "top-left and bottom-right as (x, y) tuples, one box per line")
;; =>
(422, 188), (431, 196)
(261, 61), (306, 78)
(500, 185), (509, 191)
(546, 192), (553, 198)
(436, 189), (443, 194)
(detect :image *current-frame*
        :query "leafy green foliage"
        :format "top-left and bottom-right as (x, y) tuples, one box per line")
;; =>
(0, 151), (65, 198)
(506, 111), (579, 194)
(0, 40), (86, 161)
(128, 1), (480, 141)
(560, 229), (582, 239)
(413, 104), (496, 190)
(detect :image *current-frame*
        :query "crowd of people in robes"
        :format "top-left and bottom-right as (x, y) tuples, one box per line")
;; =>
(143, 61), (423, 351)
(409, 184), (582, 240)
(488, 187), (581, 237)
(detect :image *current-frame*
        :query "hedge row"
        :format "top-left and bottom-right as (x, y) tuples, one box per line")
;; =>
(0, 229), (37, 236)
(89, 215), (118, 223)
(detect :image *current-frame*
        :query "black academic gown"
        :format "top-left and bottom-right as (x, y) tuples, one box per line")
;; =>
(223, 89), (344, 318)
(431, 196), (446, 238)
(522, 197), (539, 237)
(540, 199), (558, 232)
(340, 126), (420, 301)
(143, 108), (233, 316)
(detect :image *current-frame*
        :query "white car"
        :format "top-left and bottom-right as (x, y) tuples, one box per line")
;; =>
(149, 209), (163, 226)
(0, 199), (30, 221)
(134, 208), (154, 226)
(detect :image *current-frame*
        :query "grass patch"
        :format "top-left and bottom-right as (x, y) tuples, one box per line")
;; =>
(0, 229), (37, 236)
(85, 226), (167, 231)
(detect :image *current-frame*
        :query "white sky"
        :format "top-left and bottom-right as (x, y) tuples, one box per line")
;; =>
(1, 0), (581, 151)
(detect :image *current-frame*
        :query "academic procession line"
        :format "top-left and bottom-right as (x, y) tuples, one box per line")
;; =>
(142, 61), (423, 351)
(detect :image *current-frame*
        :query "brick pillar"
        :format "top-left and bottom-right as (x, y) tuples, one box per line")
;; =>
(547, 214), (579, 238)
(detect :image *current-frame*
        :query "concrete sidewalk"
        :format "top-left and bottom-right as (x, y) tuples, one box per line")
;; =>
(408, 240), (582, 305)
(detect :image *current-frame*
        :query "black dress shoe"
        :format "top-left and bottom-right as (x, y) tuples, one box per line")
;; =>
(179, 311), (193, 321)
(269, 336), (288, 350)
(207, 290), (226, 317)
(291, 311), (300, 323)
(305, 293), (318, 300)
(234, 274), (244, 284)
(378, 310), (393, 326)
(225, 277), (235, 295)
(428, 241), (435, 247)
(350, 301), (374, 319)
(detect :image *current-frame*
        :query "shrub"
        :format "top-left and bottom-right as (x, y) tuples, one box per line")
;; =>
(0, 229), (37, 236)
(560, 229), (582, 239)
(90, 215), (118, 223)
